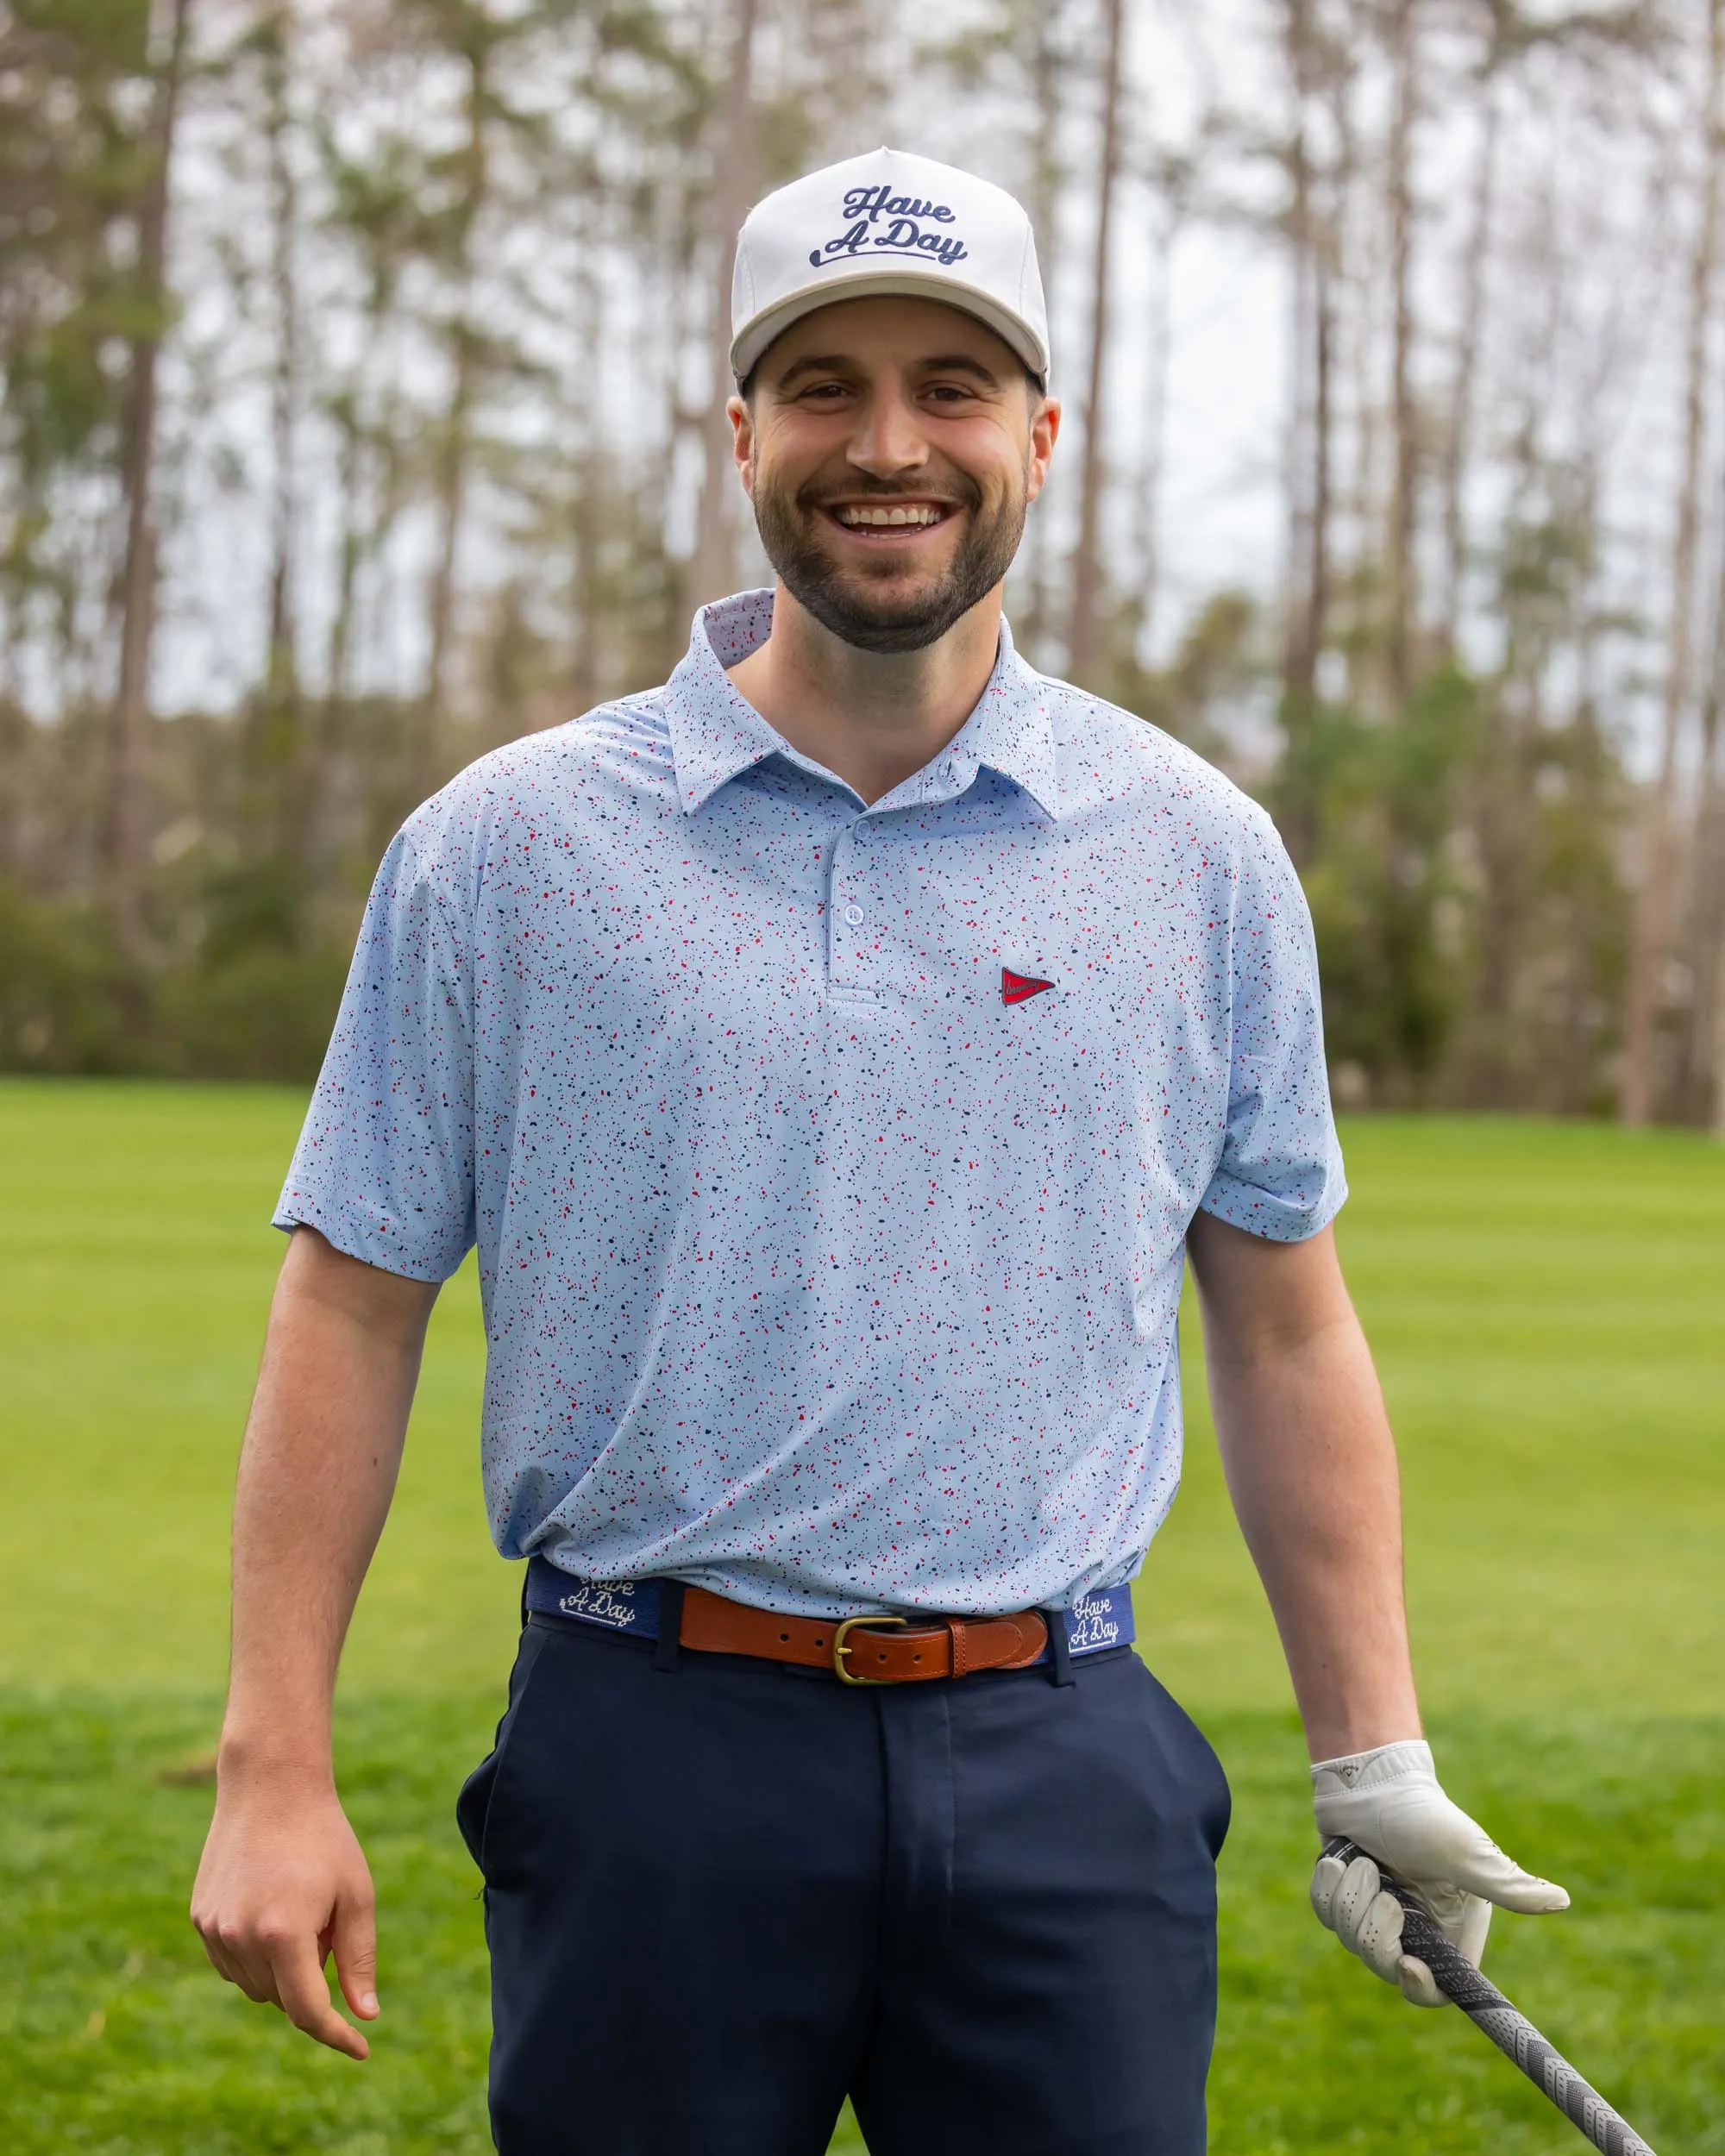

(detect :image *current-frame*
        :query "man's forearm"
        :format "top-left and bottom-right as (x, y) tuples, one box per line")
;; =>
(1186, 1214), (1420, 1762)
(219, 1226), (436, 1780)
(1186, 1213), (1571, 2011)
(192, 1227), (437, 2058)
(1208, 1313), (1420, 1758)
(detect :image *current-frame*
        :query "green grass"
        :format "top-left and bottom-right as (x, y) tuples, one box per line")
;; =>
(2, 1081), (1722, 2152)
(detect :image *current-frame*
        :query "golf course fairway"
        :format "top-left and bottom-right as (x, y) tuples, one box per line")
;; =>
(2, 1081), (1720, 2153)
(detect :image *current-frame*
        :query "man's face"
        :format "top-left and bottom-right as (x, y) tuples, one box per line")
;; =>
(731, 297), (1061, 655)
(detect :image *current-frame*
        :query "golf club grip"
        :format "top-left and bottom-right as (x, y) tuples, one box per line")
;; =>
(1320, 1839), (1657, 2156)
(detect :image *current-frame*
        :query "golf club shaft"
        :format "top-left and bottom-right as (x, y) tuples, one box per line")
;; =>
(1321, 1839), (1657, 2156)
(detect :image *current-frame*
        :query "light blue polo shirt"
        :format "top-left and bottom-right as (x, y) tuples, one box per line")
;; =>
(277, 589), (1345, 1619)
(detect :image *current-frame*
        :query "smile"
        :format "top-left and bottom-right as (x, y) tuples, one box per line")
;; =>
(825, 501), (957, 535)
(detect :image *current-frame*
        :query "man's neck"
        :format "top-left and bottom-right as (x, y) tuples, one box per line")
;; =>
(724, 581), (1003, 806)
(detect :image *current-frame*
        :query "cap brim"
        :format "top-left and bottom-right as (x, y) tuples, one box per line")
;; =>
(731, 269), (1049, 387)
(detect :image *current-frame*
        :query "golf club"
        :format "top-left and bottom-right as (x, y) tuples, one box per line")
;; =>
(1321, 1837), (1657, 2156)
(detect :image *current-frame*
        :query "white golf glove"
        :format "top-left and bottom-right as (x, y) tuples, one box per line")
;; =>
(1309, 1739), (1569, 2008)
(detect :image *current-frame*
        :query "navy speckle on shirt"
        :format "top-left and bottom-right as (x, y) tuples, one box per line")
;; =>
(276, 590), (1346, 1619)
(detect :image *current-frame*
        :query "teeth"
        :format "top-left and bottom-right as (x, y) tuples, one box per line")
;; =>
(835, 504), (947, 528)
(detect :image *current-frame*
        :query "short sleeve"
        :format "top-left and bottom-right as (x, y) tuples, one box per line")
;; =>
(273, 823), (477, 1282)
(1198, 810), (1346, 1241)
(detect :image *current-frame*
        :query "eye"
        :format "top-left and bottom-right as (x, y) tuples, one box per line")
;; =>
(924, 383), (977, 405)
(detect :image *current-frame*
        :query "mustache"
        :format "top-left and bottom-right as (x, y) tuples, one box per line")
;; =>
(798, 477), (980, 513)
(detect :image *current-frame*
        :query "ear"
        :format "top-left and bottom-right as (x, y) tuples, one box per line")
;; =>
(728, 393), (755, 498)
(1026, 396), (1061, 506)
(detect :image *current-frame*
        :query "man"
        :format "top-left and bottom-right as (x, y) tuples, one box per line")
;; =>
(191, 147), (1567, 2155)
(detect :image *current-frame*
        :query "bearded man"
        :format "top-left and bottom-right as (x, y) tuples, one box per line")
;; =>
(191, 148), (1567, 2156)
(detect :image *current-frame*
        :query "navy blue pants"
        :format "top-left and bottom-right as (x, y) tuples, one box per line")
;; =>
(456, 1612), (1230, 2156)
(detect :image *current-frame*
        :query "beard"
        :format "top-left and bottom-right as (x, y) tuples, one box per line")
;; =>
(750, 467), (1029, 655)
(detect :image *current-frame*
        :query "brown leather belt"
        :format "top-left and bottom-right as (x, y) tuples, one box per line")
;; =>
(678, 1586), (1049, 1684)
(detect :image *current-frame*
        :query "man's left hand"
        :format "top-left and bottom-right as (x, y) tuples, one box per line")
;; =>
(1308, 1739), (1569, 2007)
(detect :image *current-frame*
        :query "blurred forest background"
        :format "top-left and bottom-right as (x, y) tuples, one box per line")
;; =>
(2, 0), (1723, 1125)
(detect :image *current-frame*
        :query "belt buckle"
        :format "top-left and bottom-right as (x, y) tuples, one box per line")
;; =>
(832, 1614), (909, 1685)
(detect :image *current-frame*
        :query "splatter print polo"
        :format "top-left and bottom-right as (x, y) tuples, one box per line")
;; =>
(276, 589), (1346, 1619)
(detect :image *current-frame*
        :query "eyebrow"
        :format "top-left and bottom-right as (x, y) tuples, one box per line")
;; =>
(917, 354), (1003, 385)
(773, 354), (856, 391)
(772, 352), (1004, 392)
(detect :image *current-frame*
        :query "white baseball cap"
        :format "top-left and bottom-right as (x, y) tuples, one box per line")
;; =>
(730, 147), (1051, 389)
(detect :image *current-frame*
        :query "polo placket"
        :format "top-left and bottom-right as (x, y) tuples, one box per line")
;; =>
(827, 814), (880, 1007)
(822, 760), (976, 1011)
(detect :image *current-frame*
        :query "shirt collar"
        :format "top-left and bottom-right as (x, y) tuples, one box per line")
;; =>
(664, 587), (1063, 824)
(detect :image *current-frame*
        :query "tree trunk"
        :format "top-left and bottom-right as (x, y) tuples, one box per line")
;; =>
(1439, 62), (1500, 655)
(1622, 0), (1722, 1125)
(102, 0), (191, 950)
(263, 6), (299, 704)
(1685, 481), (1725, 1125)
(1126, 202), (1179, 667)
(683, 0), (760, 623)
(561, 245), (598, 715)
(1065, 0), (1126, 688)
(1277, 0), (1335, 868)
(1383, 0), (1419, 709)
(1017, 9), (1065, 664)
(260, 3), (306, 862)
(416, 31), (489, 809)
(1712, 943), (1725, 1136)
(324, 401), (363, 707)
(1687, 750), (1725, 1125)
(325, 233), (404, 711)
(0, 697), (26, 885)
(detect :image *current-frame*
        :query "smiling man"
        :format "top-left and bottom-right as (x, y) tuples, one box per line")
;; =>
(191, 148), (1568, 2156)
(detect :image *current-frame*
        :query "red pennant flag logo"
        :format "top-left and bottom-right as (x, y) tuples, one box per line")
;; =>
(1001, 967), (1055, 1005)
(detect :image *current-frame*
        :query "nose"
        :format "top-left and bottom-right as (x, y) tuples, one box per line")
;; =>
(844, 382), (931, 480)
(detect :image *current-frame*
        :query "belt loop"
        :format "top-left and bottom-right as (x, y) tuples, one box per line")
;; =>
(1045, 1608), (1074, 1688)
(652, 1581), (685, 1672)
(518, 1562), (530, 1632)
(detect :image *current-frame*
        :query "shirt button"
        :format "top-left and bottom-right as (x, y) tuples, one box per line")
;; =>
(842, 904), (864, 925)
(943, 760), (960, 783)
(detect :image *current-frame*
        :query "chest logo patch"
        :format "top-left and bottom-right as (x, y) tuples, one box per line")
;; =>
(1001, 967), (1055, 1005)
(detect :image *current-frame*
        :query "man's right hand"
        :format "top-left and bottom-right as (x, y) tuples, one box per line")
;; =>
(191, 1776), (380, 2059)
(192, 1225), (435, 2059)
